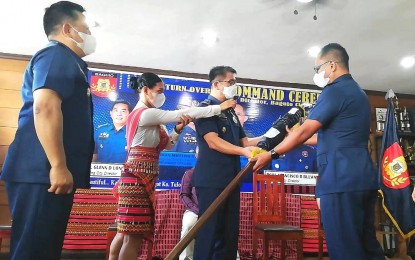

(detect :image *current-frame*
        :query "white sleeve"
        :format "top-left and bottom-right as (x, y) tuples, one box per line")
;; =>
(139, 105), (221, 126)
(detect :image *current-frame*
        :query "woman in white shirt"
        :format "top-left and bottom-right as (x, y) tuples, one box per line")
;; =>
(109, 72), (235, 260)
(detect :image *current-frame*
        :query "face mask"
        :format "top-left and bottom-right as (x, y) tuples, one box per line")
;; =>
(313, 69), (330, 88)
(70, 27), (97, 56)
(222, 84), (238, 99)
(147, 92), (166, 108)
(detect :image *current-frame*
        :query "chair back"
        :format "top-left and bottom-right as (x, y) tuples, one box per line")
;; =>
(253, 173), (286, 225)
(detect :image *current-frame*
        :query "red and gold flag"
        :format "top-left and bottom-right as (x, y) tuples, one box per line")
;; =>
(378, 94), (415, 239)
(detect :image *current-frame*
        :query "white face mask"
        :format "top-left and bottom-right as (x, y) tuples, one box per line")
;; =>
(70, 27), (97, 56)
(313, 69), (330, 88)
(222, 84), (238, 99)
(147, 92), (166, 108)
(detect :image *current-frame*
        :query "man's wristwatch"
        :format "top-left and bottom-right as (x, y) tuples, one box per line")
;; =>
(269, 149), (280, 160)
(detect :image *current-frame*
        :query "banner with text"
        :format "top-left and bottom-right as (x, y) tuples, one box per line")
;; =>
(89, 68), (320, 190)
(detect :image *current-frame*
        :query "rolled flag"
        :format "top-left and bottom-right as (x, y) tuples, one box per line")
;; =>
(378, 89), (415, 238)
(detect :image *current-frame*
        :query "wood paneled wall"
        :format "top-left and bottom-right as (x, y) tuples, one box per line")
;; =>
(0, 59), (25, 165)
(369, 95), (415, 131)
(0, 58), (26, 251)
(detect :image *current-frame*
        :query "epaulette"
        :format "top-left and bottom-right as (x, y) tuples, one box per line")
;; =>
(97, 123), (110, 129)
(200, 99), (212, 107)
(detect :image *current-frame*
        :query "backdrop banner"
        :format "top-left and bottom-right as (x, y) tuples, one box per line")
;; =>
(88, 68), (320, 191)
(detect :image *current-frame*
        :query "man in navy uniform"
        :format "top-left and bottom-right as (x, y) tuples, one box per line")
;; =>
(192, 66), (260, 260)
(0, 2), (95, 259)
(93, 100), (131, 163)
(253, 43), (384, 259)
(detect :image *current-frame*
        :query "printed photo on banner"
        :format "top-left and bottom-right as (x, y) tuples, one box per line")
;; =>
(88, 68), (321, 190)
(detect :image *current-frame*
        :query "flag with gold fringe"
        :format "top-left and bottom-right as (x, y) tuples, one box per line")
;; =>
(378, 89), (415, 239)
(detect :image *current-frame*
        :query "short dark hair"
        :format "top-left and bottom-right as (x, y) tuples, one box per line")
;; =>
(319, 43), (349, 70)
(43, 1), (85, 37)
(111, 100), (132, 113)
(208, 66), (237, 84)
(129, 73), (162, 93)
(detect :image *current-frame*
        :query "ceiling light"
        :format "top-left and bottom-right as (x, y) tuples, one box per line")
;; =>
(202, 31), (218, 47)
(400, 56), (415, 69)
(297, 0), (313, 3)
(307, 46), (321, 58)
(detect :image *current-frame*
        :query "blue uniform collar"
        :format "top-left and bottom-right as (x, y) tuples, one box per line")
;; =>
(48, 40), (87, 67)
(207, 95), (222, 105)
(111, 124), (126, 132)
(328, 73), (352, 86)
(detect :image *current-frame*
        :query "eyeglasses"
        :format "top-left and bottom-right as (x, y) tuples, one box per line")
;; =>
(313, 61), (330, 73)
(218, 79), (237, 86)
(313, 60), (337, 73)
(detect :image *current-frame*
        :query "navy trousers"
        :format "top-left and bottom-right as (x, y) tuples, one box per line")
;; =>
(193, 187), (240, 260)
(320, 190), (384, 260)
(6, 182), (74, 260)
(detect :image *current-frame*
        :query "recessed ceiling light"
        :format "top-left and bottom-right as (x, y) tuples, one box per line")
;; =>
(400, 56), (415, 69)
(297, 0), (313, 3)
(202, 31), (218, 47)
(307, 46), (321, 58)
